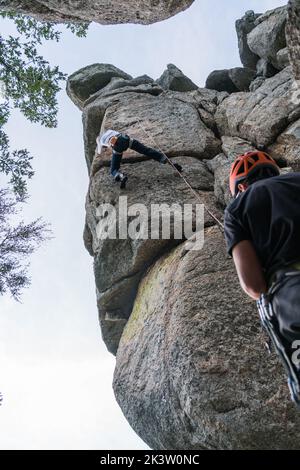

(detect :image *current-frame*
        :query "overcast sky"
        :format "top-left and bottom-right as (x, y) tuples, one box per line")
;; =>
(0, 0), (284, 450)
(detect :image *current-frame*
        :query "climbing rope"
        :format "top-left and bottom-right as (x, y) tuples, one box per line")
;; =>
(135, 120), (224, 232)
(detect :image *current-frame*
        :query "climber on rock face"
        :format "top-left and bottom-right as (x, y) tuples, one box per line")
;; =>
(96, 129), (182, 189)
(224, 150), (300, 405)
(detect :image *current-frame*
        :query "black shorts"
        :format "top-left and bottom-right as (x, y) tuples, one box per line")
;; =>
(271, 270), (300, 345)
(112, 134), (130, 154)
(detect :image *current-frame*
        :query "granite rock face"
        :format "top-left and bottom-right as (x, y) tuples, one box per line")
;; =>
(206, 68), (256, 93)
(66, 2), (300, 450)
(235, 10), (261, 70)
(87, 156), (216, 354)
(269, 118), (300, 170)
(156, 64), (199, 92)
(0, 0), (195, 25)
(71, 63), (224, 354)
(286, 0), (300, 82)
(113, 227), (300, 450)
(81, 77), (222, 170)
(247, 7), (288, 70)
(67, 64), (133, 110)
(215, 67), (300, 148)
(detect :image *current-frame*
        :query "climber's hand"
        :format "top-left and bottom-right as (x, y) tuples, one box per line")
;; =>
(172, 163), (182, 173)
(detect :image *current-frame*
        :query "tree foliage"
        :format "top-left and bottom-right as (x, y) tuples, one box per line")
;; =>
(0, 188), (51, 300)
(0, 13), (88, 298)
(0, 12), (88, 199)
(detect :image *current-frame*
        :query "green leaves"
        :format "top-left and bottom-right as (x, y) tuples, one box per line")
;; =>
(0, 11), (89, 43)
(0, 35), (66, 128)
(0, 11), (88, 197)
(0, 188), (51, 300)
(0, 11), (88, 299)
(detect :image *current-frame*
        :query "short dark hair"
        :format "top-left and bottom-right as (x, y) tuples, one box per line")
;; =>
(244, 167), (277, 187)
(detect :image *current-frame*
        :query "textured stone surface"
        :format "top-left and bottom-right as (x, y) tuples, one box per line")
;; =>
(66, 64), (132, 110)
(235, 10), (261, 70)
(206, 70), (239, 93)
(248, 7), (287, 69)
(269, 118), (300, 170)
(228, 67), (257, 91)
(156, 64), (198, 92)
(249, 76), (266, 92)
(113, 226), (300, 450)
(216, 67), (300, 147)
(286, 0), (300, 81)
(0, 0), (195, 25)
(161, 88), (228, 133)
(276, 47), (291, 70)
(87, 157), (219, 354)
(64, 2), (300, 448)
(206, 68), (256, 93)
(256, 58), (278, 78)
(82, 80), (163, 169)
(85, 89), (221, 172)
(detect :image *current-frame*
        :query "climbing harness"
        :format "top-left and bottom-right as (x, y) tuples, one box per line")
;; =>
(257, 271), (300, 408)
(135, 120), (224, 232)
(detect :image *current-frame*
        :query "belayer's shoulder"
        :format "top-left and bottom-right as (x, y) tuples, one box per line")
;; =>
(224, 196), (240, 217)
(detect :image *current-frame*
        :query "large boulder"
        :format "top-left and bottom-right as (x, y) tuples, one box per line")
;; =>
(66, 64), (132, 110)
(206, 68), (256, 93)
(286, 0), (300, 81)
(247, 7), (288, 69)
(268, 118), (300, 170)
(113, 226), (300, 449)
(249, 76), (266, 92)
(0, 0), (195, 25)
(156, 64), (198, 92)
(82, 79), (163, 169)
(256, 58), (278, 78)
(216, 66), (300, 148)
(229, 67), (257, 91)
(87, 157), (219, 354)
(276, 47), (291, 70)
(83, 88), (222, 170)
(206, 70), (239, 93)
(161, 88), (229, 133)
(235, 10), (261, 70)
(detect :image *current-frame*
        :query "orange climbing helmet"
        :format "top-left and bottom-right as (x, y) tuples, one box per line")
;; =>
(229, 151), (280, 196)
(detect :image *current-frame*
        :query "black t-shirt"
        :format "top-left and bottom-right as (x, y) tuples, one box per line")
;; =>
(224, 172), (300, 278)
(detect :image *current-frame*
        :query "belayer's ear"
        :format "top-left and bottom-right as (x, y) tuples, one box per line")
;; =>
(238, 182), (248, 193)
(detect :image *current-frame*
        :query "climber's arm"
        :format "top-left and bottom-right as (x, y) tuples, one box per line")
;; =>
(232, 240), (267, 300)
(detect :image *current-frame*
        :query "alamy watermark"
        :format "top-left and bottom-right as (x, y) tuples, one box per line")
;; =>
(95, 196), (205, 251)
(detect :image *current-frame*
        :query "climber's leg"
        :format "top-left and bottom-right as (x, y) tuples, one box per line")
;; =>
(110, 151), (128, 188)
(130, 139), (167, 163)
(110, 151), (122, 177)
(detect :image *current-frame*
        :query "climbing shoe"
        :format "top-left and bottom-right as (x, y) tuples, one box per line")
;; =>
(120, 174), (128, 189)
(173, 163), (183, 173)
(114, 171), (128, 187)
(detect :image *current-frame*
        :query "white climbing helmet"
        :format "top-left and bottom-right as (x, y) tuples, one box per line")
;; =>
(96, 129), (120, 153)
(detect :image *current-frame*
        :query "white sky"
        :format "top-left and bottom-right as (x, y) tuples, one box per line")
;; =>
(0, 0), (285, 450)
